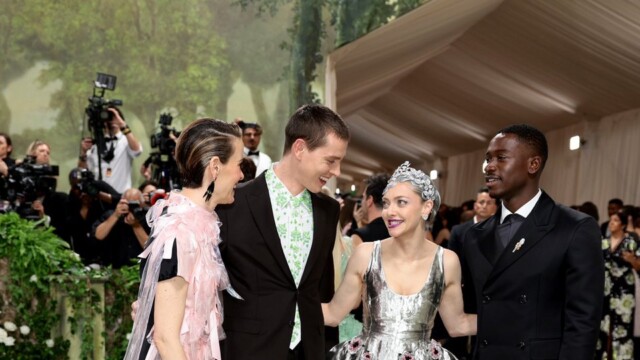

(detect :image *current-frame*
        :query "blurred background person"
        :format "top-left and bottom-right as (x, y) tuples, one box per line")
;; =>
(92, 188), (150, 268)
(65, 168), (120, 264)
(236, 119), (272, 177)
(239, 157), (257, 183)
(80, 107), (143, 193)
(578, 201), (600, 223)
(597, 210), (640, 359)
(0, 132), (14, 177)
(602, 198), (624, 238)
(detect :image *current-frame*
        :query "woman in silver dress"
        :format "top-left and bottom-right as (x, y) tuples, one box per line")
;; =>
(323, 161), (477, 359)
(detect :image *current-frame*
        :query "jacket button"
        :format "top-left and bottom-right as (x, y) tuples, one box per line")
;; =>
(519, 295), (527, 304)
(481, 340), (488, 347)
(518, 341), (526, 350)
(482, 295), (491, 304)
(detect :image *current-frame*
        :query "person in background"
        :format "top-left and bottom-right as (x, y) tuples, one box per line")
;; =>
(596, 210), (640, 359)
(80, 107), (143, 193)
(236, 119), (272, 177)
(0, 132), (14, 177)
(602, 198), (624, 238)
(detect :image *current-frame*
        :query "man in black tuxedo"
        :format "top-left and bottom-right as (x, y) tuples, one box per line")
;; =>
(447, 187), (496, 359)
(217, 104), (350, 360)
(462, 124), (603, 360)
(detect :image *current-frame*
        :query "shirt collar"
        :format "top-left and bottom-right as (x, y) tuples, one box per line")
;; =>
(500, 189), (542, 224)
(265, 164), (311, 211)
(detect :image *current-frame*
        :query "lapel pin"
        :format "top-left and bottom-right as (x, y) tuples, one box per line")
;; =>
(513, 238), (525, 253)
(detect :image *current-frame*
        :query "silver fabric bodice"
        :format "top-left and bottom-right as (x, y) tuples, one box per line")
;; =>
(328, 241), (455, 359)
(360, 241), (444, 353)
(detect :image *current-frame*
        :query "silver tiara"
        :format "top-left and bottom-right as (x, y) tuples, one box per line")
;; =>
(387, 161), (437, 201)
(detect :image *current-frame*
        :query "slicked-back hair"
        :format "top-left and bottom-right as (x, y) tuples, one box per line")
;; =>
(0, 132), (12, 157)
(175, 118), (241, 188)
(499, 124), (548, 172)
(283, 104), (350, 154)
(365, 173), (390, 209)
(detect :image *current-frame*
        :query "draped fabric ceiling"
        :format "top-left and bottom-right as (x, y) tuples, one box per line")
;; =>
(325, 0), (640, 195)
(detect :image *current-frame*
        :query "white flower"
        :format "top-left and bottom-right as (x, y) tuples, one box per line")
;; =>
(29, 275), (37, 283)
(45, 339), (54, 348)
(19, 325), (29, 335)
(3, 322), (16, 332)
(126, 332), (132, 341)
(3, 336), (14, 346)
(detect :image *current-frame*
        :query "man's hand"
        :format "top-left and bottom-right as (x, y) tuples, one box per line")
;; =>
(0, 159), (8, 177)
(80, 137), (93, 153)
(109, 108), (127, 130)
(113, 199), (129, 219)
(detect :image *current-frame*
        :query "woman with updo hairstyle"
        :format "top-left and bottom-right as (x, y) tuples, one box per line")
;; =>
(125, 118), (245, 360)
(323, 161), (475, 359)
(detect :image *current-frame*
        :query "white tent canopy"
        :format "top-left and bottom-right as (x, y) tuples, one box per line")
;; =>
(326, 0), (640, 212)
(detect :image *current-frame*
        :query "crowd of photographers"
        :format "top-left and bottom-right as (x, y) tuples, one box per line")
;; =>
(0, 105), (272, 269)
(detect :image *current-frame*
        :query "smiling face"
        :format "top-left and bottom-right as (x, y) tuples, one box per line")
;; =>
(382, 182), (433, 239)
(211, 138), (245, 206)
(484, 133), (541, 209)
(294, 132), (348, 194)
(609, 213), (623, 234)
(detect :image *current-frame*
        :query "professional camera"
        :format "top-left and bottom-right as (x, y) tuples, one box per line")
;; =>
(150, 113), (180, 155)
(86, 73), (122, 129)
(127, 200), (147, 224)
(2, 156), (59, 220)
(147, 113), (181, 191)
(70, 168), (100, 197)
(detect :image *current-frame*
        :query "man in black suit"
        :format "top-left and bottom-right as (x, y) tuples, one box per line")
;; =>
(217, 104), (350, 360)
(462, 124), (603, 359)
(447, 187), (496, 359)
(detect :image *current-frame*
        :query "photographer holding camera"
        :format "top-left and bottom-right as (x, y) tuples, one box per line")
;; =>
(92, 188), (149, 268)
(65, 168), (121, 264)
(79, 107), (143, 194)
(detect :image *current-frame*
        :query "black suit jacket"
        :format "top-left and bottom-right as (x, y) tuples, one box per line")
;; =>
(448, 219), (476, 314)
(217, 173), (339, 360)
(462, 191), (603, 360)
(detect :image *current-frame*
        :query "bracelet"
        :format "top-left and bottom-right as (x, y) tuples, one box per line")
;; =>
(121, 126), (132, 135)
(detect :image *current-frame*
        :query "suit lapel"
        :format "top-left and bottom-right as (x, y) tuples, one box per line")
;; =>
(477, 215), (502, 265)
(299, 194), (327, 285)
(246, 175), (295, 284)
(486, 192), (556, 284)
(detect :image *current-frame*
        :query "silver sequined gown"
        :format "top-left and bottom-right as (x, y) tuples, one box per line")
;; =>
(328, 241), (457, 360)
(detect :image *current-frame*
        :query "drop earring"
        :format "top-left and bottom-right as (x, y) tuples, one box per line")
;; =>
(203, 181), (215, 202)
(422, 214), (429, 221)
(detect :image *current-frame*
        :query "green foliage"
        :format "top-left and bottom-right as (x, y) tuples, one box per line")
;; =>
(0, 213), (140, 359)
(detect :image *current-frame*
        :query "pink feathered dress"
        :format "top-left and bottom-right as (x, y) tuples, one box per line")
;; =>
(124, 191), (233, 360)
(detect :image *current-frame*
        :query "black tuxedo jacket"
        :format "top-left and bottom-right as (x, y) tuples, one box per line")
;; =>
(448, 219), (476, 313)
(217, 173), (339, 360)
(462, 191), (603, 360)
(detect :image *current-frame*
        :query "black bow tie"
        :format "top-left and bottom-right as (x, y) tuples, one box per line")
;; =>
(247, 150), (260, 156)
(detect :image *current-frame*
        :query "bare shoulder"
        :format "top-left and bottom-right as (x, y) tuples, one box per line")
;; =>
(441, 247), (461, 270)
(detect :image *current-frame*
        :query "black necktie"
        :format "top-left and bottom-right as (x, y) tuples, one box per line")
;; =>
(497, 214), (525, 248)
(247, 150), (259, 156)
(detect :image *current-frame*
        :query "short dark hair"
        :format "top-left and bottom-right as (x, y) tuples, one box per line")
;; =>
(579, 201), (599, 222)
(478, 186), (490, 194)
(239, 122), (263, 135)
(138, 180), (159, 192)
(364, 173), (390, 209)
(175, 118), (241, 188)
(283, 104), (350, 154)
(612, 211), (628, 227)
(498, 124), (548, 172)
(239, 157), (257, 182)
(609, 198), (624, 207)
